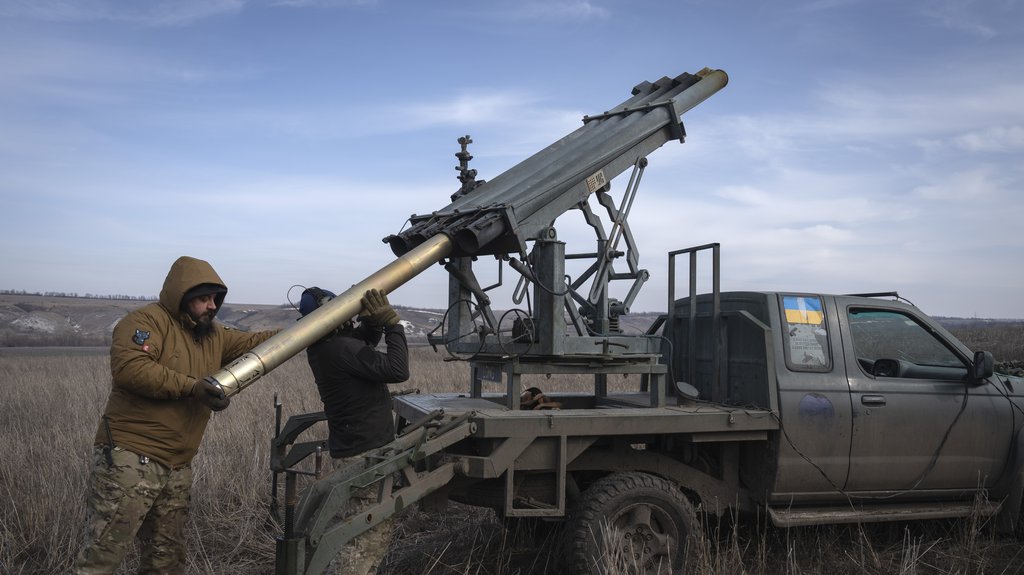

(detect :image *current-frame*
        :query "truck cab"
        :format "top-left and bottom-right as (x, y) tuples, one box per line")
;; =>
(673, 290), (1015, 523)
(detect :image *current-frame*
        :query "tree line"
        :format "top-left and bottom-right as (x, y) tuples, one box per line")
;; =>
(0, 290), (157, 301)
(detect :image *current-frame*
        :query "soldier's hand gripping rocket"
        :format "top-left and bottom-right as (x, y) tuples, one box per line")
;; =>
(360, 289), (401, 327)
(191, 376), (231, 411)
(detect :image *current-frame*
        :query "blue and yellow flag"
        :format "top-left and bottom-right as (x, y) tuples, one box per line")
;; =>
(784, 296), (824, 325)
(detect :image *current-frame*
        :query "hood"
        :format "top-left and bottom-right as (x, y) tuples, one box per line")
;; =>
(158, 256), (228, 318)
(997, 372), (1024, 389)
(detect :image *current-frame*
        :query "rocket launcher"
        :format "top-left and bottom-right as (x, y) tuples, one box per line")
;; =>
(208, 68), (728, 397)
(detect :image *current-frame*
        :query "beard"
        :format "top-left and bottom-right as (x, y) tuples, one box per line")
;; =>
(190, 310), (217, 338)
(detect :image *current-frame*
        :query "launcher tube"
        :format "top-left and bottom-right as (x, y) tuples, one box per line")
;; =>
(465, 70), (725, 218)
(515, 69), (728, 220)
(492, 78), (684, 210)
(389, 68), (729, 256)
(446, 78), (678, 214)
(210, 234), (453, 396)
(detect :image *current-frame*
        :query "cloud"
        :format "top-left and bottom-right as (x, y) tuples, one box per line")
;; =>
(269, 0), (374, 6)
(714, 185), (773, 207)
(671, 62), (1024, 189)
(405, 92), (547, 128)
(953, 125), (1024, 153)
(0, 0), (247, 26)
(796, 0), (862, 12)
(392, 91), (583, 158)
(0, 31), (256, 106)
(0, 0), (383, 26)
(510, 1), (611, 21)
(919, 0), (999, 39)
(0, 0), (610, 25)
(911, 165), (1004, 201)
(403, 91), (579, 130)
(806, 66), (1024, 141)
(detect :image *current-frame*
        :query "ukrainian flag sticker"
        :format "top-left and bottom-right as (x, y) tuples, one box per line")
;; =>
(784, 296), (824, 325)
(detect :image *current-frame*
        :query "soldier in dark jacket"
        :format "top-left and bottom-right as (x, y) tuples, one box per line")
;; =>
(74, 256), (278, 575)
(300, 286), (409, 575)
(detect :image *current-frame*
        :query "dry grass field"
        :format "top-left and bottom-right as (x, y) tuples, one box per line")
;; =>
(2, 324), (1024, 574)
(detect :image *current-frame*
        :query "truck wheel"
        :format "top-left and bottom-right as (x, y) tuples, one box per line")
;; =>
(566, 472), (700, 574)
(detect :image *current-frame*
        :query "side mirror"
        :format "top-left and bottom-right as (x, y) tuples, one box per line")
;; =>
(971, 350), (994, 383)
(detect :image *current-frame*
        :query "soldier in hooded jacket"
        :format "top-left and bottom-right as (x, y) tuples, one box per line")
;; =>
(73, 256), (279, 575)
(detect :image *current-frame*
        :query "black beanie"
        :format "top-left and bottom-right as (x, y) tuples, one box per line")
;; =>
(183, 283), (227, 302)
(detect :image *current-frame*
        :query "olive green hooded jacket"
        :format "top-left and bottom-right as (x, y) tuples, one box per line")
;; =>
(93, 256), (277, 468)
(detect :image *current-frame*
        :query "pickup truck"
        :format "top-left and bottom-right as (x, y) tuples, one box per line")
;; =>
(273, 283), (1022, 575)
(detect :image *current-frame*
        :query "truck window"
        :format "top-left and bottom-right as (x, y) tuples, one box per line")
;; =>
(780, 295), (832, 372)
(848, 308), (967, 380)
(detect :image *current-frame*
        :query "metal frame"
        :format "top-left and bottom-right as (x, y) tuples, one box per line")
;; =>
(432, 156), (670, 409)
(667, 243), (721, 401)
(272, 409), (477, 575)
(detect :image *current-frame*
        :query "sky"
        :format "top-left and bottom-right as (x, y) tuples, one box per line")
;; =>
(1, 0), (1022, 319)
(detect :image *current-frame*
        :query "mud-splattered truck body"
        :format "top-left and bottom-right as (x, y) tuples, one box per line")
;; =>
(392, 289), (1017, 526)
(274, 286), (1019, 575)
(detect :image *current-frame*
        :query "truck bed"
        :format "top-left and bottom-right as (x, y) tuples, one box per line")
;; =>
(394, 392), (779, 441)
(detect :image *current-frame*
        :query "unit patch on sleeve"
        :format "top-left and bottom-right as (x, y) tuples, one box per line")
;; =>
(133, 329), (151, 346)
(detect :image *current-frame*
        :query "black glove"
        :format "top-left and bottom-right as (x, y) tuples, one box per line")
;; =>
(191, 377), (231, 411)
(360, 289), (401, 327)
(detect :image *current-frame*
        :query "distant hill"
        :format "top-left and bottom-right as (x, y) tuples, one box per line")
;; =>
(0, 293), (663, 347)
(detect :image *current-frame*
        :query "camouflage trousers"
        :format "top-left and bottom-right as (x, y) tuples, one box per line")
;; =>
(324, 455), (396, 575)
(73, 446), (193, 575)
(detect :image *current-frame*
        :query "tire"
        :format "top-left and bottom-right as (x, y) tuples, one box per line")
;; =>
(565, 472), (700, 575)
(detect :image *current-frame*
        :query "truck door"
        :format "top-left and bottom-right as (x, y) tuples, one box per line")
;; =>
(769, 294), (853, 501)
(837, 300), (1012, 496)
